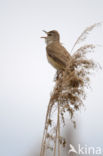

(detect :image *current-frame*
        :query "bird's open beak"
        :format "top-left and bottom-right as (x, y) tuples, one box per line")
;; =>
(40, 30), (48, 38)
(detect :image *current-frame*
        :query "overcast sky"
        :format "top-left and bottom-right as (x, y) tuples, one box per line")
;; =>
(0, 0), (103, 156)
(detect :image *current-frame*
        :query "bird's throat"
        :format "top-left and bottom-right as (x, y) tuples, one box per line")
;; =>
(45, 39), (54, 46)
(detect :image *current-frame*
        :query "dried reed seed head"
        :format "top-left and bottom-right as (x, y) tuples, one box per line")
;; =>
(41, 23), (102, 155)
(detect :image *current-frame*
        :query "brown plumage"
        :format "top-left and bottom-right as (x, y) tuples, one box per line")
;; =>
(41, 30), (71, 70)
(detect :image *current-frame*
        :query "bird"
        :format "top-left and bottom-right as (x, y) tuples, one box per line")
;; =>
(41, 30), (71, 70)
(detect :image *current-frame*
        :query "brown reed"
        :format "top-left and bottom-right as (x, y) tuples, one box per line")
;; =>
(40, 23), (101, 156)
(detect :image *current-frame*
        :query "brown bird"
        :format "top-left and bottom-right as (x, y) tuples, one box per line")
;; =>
(41, 30), (71, 70)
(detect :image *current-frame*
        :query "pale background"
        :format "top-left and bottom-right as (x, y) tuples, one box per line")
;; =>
(0, 0), (103, 156)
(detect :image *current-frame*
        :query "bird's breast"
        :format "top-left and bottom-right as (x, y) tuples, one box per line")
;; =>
(47, 53), (64, 70)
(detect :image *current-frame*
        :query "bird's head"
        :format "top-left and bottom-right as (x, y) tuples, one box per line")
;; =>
(41, 30), (60, 45)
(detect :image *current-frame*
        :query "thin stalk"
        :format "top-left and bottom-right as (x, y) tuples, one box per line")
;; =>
(53, 102), (61, 156)
(40, 101), (51, 156)
(53, 113), (58, 156)
(57, 102), (60, 156)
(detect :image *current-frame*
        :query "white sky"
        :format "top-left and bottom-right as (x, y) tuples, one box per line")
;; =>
(0, 0), (103, 156)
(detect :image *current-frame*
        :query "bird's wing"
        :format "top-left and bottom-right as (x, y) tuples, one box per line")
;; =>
(46, 42), (71, 68)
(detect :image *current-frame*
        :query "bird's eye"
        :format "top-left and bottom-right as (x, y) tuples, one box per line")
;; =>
(48, 33), (52, 36)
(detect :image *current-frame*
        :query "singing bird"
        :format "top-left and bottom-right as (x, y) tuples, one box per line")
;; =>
(41, 30), (71, 70)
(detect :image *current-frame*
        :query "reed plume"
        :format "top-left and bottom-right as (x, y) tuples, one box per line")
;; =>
(40, 23), (101, 156)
